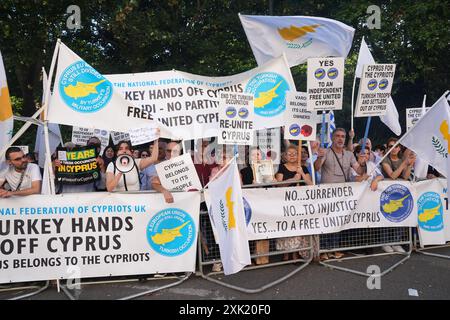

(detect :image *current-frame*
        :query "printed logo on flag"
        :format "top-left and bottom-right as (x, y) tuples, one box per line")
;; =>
(245, 72), (289, 117)
(277, 24), (320, 50)
(243, 197), (252, 226)
(417, 192), (444, 232)
(59, 61), (113, 113)
(380, 184), (413, 222)
(432, 120), (449, 159)
(146, 208), (195, 257)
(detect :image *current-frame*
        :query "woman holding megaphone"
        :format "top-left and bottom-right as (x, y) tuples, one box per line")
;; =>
(106, 128), (160, 192)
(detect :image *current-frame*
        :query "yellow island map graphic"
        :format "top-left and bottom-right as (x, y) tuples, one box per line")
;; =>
(382, 195), (410, 214)
(151, 221), (190, 245)
(63, 79), (106, 99)
(226, 187), (236, 229)
(254, 81), (282, 108)
(418, 203), (442, 223)
(278, 24), (320, 42)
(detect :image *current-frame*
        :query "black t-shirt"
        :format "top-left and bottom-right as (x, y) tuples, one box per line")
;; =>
(276, 164), (309, 186)
(240, 166), (254, 185)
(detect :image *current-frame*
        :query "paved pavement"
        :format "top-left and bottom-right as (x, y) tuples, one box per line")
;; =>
(1, 247), (449, 301)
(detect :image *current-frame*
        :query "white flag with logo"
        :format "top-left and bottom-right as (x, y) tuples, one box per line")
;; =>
(205, 158), (251, 275)
(47, 41), (156, 132)
(355, 38), (401, 135)
(401, 93), (450, 177)
(239, 14), (355, 67)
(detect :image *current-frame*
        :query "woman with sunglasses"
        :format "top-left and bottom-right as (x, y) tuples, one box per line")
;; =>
(381, 137), (415, 180)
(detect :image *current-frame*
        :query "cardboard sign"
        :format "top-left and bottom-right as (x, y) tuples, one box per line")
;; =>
(254, 128), (281, 164)
(72, 127), (110, 155)
(406, 107), (430, 131)
(56, 146), (100, 185)
(128, 123), (160, 146)
(111, 131), (130, 145)
(284, 92), (318, 140)
(155, 153), (202, 191)
(307, 57), (344, 111)
(355, 64), (396, 117)
(218, 92), (254, 145)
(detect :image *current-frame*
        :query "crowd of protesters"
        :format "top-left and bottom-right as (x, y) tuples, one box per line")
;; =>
(0, 125), (445, 269)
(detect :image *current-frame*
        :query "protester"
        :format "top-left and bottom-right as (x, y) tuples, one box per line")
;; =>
(314, 128), (361, 260)
(106, 134), (159, 192)
(102, 145), (115, 169)
(0, 146), (42, 197)
(374, 144), (386, 158)
(381, 138), (415, 180)
(275, 145), (312, 261)
(352, 145), (384, 190)
(193, 139), (217, 187)
(240, 147), (262, 184)
(140, 140), (167, 191)
(133, 149), (141, 159)
(150, 141), (182, 202)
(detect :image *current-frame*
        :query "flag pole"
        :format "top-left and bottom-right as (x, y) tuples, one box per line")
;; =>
(320, 111), (326, 147)
(360, 116), (372, 154)
(307, 140), (316, 185)
(350, 72), (357, 131)
(203, 153), (238, 190)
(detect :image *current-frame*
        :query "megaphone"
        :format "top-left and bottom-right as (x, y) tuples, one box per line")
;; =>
(115, 154), (135, 173)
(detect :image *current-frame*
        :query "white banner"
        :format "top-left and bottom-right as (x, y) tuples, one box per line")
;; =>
(355, 64), (396, 117)
(0, 191), (200, 283)
(284, 92), (317, 140)
(307, 57), (344, 111)
(106, 56), (295, 140)
(415, 179), (450, 246)
(242, 181), (418, 240)
(155, 153), (202, 191)
(218, 92), (254, 145)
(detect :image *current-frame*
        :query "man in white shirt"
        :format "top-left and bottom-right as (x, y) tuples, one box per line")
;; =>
(0, 147), (42, 197)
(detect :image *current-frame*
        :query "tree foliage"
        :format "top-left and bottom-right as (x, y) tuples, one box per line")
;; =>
(0, 0), (449, 146)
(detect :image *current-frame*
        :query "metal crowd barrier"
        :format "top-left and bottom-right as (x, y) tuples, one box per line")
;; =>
(197, 211), (313, 293)
(319, 227), (412, 277)
(0, 281), (50, 300)
(58, 273), (192, 300)
(414, 232), (450, 260)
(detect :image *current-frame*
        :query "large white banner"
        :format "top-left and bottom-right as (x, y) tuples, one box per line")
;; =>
(106, 56), (295, 140)
(0, 192), (200, 284)
(415, 178), (450, 246)
(242, 181), (418, 240)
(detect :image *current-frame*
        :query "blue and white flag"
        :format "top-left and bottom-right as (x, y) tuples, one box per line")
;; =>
(239, 14), (355, 67)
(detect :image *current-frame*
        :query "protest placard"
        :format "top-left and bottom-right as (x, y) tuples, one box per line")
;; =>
(72, 126), (110, 155)
(307, 57), (344, 111)
(284, 92), (318, 140)
(218, 92), (254, 145)
(406, 107), (430, 131)
(155, 153), (202, 191)
(55, 146), (100, 185)
(355, 64), (396, 117)
(128, 123), (159, 146)
(111, 131), (130, 145)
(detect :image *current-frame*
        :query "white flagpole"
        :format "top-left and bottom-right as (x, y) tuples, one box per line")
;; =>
(350, 72), (357, 131)
(307, 140), (316, 185)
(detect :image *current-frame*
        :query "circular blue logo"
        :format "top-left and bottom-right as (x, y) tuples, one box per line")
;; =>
(59, 61), (113, 113)
(314, 68), (326, 80)
(225, 106), (236, 118)
(289, 124), (301, 136)
(367, 79), (377, 91)
(245, 72), (290, 118)
(380, 184), (414, 222)
(243, 197), (252, 226)
(146, 208), (195, 257)
(417, 192), (444, 232)
(378, 79), (389, 90)
(327, 68), (338, 79)
(238, 107), (249, 119)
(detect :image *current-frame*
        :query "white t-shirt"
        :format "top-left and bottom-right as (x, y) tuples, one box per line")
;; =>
(0, 163), (42, 191)
(106, 159), (141, 191)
